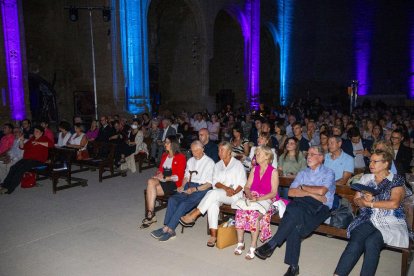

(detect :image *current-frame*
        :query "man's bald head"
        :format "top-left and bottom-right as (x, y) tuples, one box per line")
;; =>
(198, 128), (210, 145)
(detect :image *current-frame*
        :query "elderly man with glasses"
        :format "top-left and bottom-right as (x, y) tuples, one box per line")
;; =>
(255, 145), (335, 276)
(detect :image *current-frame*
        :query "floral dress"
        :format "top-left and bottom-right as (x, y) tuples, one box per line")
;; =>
(235, 165), (280, 242)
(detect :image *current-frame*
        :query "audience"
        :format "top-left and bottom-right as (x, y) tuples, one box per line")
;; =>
(150, 140), (215, 242)
(179, 141), (247, 247)
(0, 125), (54, 194)
(255, 145), (335, 276)
(230, 126), (249, 160)
(0, 123), (14, 157)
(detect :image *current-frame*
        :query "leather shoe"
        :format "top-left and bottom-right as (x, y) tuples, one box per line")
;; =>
(254, 243), (274, 260)
(284, 265), (299, 276)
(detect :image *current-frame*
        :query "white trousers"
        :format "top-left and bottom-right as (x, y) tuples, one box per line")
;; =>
(197, 189), (241, 229)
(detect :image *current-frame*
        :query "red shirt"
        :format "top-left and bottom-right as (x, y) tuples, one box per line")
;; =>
(0, 133), (14, 155)
(44, 128), (55, 143)
(158, 152), (186, 187)
(23, 136), (54, 163)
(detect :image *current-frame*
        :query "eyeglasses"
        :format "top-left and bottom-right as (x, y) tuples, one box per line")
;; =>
(164, 141), (171, 145)
(369, 160), (385, 164)
(390, 136), (401, 140)
(308, 153), (322, 157)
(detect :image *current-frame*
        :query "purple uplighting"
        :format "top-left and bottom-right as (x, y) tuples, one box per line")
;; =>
(353, 1), (374, 96)
(1, 0), (26, 120)
(410, 11), (414, 99)
(225, 0), (260, 111)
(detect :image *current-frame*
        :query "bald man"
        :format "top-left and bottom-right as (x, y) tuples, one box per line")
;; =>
(150, 140), (215, 242)
(198, 128), (219, 162)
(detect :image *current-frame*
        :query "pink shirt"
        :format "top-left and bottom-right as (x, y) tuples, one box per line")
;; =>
(44, 129), (55, 143)
(0, 134), (15, 155)
(250, 164), (274, 195)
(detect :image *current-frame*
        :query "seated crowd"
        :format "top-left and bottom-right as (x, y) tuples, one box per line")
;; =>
(0, 99), (413, 275)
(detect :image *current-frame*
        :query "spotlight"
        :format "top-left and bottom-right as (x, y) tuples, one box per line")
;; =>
(102, 7), (111, 22)
(69, 7), (78, 22)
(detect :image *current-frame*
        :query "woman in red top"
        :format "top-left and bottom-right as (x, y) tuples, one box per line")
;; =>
(0, 125), (53, 194)
(141, 135), (186, 228)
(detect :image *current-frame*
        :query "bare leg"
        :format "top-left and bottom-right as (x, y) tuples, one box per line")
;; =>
(181, 208), (201, 223)
(250, 217), (261, 248)
(236, 228), (245, 244)
(206, 228), (218, 247)
(146, 178), (164, 214)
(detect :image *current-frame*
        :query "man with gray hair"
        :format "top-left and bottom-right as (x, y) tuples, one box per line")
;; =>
(255, 145), (335, 276)
(150, 140), (215, 242)
(0, 127), (25, 182)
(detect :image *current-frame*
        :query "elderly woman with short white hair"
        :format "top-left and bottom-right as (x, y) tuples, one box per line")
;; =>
(179, 141), (247, 247)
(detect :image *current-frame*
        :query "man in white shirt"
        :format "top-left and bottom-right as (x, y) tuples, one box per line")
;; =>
(179, 141), (247, 246)
(192, 113), (207, 132)
(150, 140), (215, 242)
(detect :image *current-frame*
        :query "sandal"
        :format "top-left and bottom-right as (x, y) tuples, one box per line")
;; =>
(179, 215), (196, 227)
(245, 247), (255, 260)
(206, 237), (217, 247)
(140, 211), (157, 229)
(234, 242), (245, 255)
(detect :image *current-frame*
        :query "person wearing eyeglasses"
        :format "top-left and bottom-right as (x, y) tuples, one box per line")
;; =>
(150, 140), (214, 242)
(255, 145), (335, 276)
(140, 135), (186, 229)
(334, 150), (410, 276)
(390, 129), (412, 175)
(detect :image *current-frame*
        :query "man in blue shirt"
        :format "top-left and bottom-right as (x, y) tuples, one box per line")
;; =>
(324, 135), (354, 185)
(255, 145), (335, 276)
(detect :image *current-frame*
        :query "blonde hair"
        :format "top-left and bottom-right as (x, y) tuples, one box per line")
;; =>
(255, 145), (274, 165)
(372, 140), (394, 159)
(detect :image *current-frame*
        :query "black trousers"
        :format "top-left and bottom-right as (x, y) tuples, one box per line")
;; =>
(2, 159), (43, 194)
(266, 197), (331, 266)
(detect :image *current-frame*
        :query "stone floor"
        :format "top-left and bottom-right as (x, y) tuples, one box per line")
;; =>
(0, 168), (411, 276)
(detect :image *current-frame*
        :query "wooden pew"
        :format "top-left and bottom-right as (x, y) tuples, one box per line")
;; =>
(218, 176), (413, 276)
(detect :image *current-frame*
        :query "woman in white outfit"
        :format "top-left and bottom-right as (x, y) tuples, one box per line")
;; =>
(179, 141), (247, 247)
(66, 123), (87, 149)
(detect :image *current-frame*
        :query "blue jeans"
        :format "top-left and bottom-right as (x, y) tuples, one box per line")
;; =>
(163, 182), (209, 230)
(335, 221), (384, 276)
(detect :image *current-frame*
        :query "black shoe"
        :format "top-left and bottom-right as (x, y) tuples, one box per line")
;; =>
(254, 243), (275, 260)
(284, 265), (299, 276)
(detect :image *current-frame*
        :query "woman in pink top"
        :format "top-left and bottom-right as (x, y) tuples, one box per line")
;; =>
(86, 120), (99, 141)
(234, 146), (280, 260)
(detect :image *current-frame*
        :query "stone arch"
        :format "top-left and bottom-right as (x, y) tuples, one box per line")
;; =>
(260, 25), (280, 105)
(209, 9), (246, 111)
(147, 0), (209, 113)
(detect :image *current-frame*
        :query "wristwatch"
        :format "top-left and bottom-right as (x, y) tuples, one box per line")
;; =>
(195, 186), (199, 191)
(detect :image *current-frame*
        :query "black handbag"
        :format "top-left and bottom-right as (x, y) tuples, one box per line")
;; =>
(329, 198), (354, 229)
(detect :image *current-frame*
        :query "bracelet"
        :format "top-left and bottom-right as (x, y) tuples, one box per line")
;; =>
(195, 186), (199, 191)
(300, 185), (303, 190)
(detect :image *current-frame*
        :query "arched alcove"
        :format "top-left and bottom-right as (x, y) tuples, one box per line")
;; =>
(147, 0), (202, 113)
(209, 10), (245, 111)
(260, 26), (280, 105)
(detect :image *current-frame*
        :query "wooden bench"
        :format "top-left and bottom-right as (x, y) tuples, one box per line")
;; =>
(73, 141), (123, 182)
(31, 147), (88, 194)
(218, 177), (413, 276)
(135, 137), (157, 173)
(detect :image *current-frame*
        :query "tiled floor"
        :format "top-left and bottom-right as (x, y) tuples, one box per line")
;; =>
(0, 169), (411, 276)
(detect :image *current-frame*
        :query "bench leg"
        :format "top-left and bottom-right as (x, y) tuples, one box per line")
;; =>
(99, 166), (103, 182)
(401, 249), (409, 276)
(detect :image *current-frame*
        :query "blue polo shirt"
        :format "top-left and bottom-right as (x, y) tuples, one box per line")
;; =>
(324, 150), (354, 181)
(290, 164), (336, 209)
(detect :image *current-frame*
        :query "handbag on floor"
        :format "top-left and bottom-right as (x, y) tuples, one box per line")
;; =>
(216, 222), (238, 249)
(20, 172), (36, 188)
